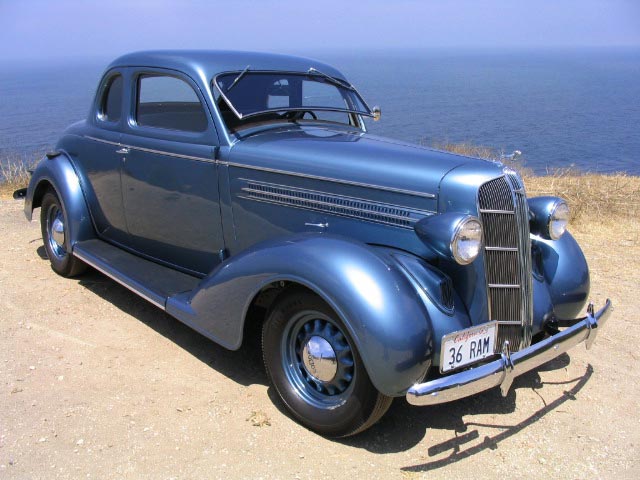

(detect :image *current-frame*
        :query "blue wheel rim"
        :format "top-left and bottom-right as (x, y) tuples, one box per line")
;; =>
(282, 311), (355, 409)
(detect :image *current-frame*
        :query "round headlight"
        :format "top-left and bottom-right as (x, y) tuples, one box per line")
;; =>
(549, 201), (570, 240)
(452, 218), (483, 265)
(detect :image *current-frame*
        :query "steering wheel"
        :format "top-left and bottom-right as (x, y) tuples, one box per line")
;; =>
(282, 110), (318, 120)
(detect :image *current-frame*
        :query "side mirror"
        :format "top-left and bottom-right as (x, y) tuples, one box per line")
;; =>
(372, 105), (381, 121)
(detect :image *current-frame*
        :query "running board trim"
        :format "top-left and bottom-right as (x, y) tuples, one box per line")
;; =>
(73, 246), (166, 309)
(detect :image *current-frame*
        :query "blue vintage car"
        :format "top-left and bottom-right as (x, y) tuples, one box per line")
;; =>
(18, 50), (611, 437)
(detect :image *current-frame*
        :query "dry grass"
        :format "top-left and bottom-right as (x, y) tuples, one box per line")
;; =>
(525, 172), (640, 223)
(435, 142), (640, 223)
(0, 154), (34, 198)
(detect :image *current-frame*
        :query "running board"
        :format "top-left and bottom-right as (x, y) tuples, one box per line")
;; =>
(73, 239), (200, 309)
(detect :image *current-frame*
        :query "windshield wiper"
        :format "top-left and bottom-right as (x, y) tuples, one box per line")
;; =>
(307, 67), (354, 91)
(226, 65), (251, 92)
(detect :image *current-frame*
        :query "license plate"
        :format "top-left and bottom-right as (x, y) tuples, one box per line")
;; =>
(440, 322), (498, 373)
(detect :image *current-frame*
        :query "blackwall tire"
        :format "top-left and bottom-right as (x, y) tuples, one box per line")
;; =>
(262, 290), (392, 437)
(40, 189), (86, 278)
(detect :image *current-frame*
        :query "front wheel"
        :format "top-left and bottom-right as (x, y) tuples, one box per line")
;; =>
(262, 290), (392, 437)
(40, 189), (86, 277)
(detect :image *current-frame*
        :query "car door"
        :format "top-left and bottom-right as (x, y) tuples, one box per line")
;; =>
(77, 71), (130, 245)
(120, 70), (224, 275)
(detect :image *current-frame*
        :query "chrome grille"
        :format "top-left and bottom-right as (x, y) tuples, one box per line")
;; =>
(507, 172), (534, 347)
(478, 173), (533, 351)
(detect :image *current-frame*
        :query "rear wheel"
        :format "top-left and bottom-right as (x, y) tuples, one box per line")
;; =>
(262, 290), (392, 437)
(40, 189), (86, 277)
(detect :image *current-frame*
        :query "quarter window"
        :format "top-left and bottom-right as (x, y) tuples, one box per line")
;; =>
(136, 75), (208, 132)
(100, 75), (123, 122)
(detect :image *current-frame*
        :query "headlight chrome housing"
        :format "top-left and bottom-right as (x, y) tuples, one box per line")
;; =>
(528, 196), (570, 240)
(451, 217), (483, 265)
(548, 200), (570, 240)
(414, 213), (483, 265)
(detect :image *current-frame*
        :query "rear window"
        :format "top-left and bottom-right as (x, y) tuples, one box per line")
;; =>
(136, 75), (208, 132)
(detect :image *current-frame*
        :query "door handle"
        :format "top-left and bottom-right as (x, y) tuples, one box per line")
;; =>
(115, 147), (129, 154)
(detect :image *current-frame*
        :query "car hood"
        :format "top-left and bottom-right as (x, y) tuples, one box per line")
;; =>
(228, 125), (502, 204)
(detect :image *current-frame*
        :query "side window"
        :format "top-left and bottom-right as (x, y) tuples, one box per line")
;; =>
(99, 75), (123, 122)
(136, 75), (208, 132)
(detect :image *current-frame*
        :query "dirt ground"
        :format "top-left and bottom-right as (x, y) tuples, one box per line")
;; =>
(1, 197), (638, 479)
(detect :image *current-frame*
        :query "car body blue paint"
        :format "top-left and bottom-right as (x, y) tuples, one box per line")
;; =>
(22, 50), (595, 398)
(227, 126), (472, 206)
(533, 232), (590, 320)
(166, 234), (434, 396)
(24, 153), (94, 247)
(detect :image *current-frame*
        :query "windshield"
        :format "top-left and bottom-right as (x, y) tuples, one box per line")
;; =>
(213, 71), (372, 129)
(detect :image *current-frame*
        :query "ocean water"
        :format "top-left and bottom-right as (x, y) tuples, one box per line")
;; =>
(1, 48), (639, 175)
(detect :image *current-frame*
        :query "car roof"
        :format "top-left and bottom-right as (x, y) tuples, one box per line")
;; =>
(107, 50), (347, 81)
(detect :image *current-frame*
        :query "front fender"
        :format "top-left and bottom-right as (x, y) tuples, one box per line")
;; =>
(533, 230), (590, 319)
(24, 153), (94, 247)
(166, 234), (435, 396)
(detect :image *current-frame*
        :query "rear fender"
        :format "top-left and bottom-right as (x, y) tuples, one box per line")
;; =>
(24, 153), (94, 246)
(166, 234), (437, 396)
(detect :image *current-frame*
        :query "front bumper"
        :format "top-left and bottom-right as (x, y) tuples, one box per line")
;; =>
(406, 300), (612, 406)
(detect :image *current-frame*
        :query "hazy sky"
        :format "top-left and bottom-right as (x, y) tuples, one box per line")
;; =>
(0, 0), (639, 60)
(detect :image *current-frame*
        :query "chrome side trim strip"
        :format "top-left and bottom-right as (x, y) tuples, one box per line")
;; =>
(222, 161), (437, 199)
(85, 135), (121, 146)
(123, 144), (214, 163)
(73, 248), (166, 310)
(84, 136), (214, 163)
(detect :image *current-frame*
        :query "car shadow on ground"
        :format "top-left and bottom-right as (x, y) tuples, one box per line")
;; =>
(341, 359), (593, 471)
(72, 263), (593, 467)
(75, 268), (269, 388)
(36, 244), (48, 259)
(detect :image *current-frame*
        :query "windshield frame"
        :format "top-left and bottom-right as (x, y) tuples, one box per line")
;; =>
(212, 70), (375, 121)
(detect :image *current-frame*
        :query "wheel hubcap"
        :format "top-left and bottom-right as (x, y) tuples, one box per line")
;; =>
(51, 217), (65, 247)
(283, 314), (355, 408)
(47, 206), (66, 259)
(302, 335), (337, 382)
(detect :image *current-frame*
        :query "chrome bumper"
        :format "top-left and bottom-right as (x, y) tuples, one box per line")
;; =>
(406, 300), (612, 406)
